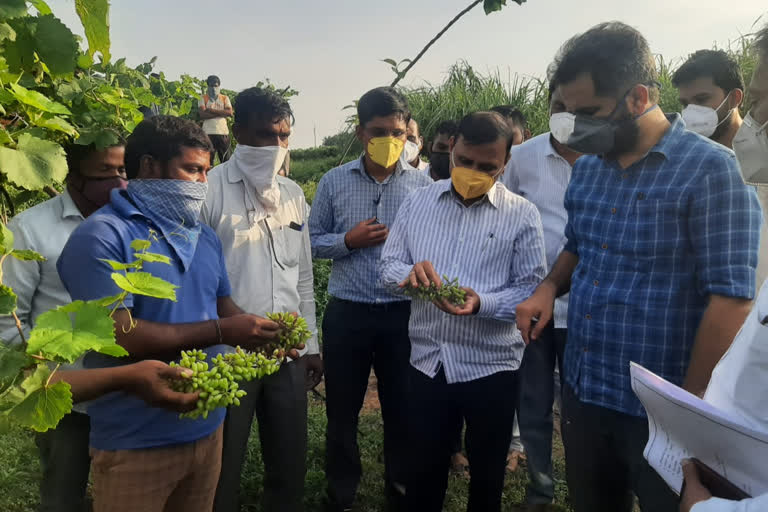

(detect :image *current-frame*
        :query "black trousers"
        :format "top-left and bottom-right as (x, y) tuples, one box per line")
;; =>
(518, 324), (566, 504)
(322, 298), (411, 507)
(208, 134), (230, 165)
(406, 367), (518, 512)
(561, 385), (679, 512)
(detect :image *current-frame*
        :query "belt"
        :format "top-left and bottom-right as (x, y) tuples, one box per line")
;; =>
(329, 296), (410, 312)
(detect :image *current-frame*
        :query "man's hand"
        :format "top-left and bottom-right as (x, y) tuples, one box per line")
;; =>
(219, 314), (280, 351)
(435, 287), (480, 316)
(399, 260), (441, 289)
(345, 218), (388, 249)
(304, 353), (324, 390)
(681, 460), (713, 512)
(516, 281), (557, 344)
(124, 360), (200, 413)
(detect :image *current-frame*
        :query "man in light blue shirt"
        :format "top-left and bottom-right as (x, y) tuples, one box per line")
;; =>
(381, 111), (547, 512)
(309, 87), (431, 511)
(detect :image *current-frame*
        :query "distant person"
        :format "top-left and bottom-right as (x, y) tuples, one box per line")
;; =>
(491, 105), (532, 145)
(425, 120), (458, 181)
(380, 111), (546, 512)
(502, 81), (581, 508)
(673, 50), (745, 148)
(0, 141), (127, 512)
(199, 75), (234, 164)
(401, 118), (429, 171)
(309, 87), (432, 511)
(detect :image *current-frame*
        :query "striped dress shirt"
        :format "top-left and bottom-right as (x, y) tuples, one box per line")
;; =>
(309, 156), (432, 303)
(503, 133), (572, 328)
(564, 115), (762, 417)
(380, 180), (547, 383)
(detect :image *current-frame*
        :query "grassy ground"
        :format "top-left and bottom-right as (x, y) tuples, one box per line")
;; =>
(0, 391), (572, 512)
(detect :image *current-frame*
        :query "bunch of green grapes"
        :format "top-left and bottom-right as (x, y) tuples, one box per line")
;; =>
(265, 312), (312, 353)
(404, 275), (467, 305)
(170, 347), (282, 419)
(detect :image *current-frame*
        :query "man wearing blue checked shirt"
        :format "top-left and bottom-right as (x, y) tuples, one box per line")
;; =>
(517, 23), (762, 512)
(309, 86), (431, 512)
(381, 111), (547, 512)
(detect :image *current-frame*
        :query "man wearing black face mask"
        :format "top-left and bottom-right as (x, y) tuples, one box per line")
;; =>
(517, 22), (762, 512)
(0, 141), (127, 512)
(426, 120), (458, 181)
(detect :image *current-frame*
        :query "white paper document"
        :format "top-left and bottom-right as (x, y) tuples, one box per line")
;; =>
(630, 362), (768, 497)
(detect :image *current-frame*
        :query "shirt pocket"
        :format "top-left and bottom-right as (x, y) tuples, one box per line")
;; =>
(633, 199), (684, 258)
(273, 224), (303, 268)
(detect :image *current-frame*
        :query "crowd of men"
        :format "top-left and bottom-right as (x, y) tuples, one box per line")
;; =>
(1, 18), (768, 512)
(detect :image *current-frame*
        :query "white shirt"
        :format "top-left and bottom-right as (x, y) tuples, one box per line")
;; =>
(202, 162), (319, 355)
(198, 94), (231, 135)
(380, 180), (547, 383)
(502, 133), (572, 328)
(691, 495), (768, 511)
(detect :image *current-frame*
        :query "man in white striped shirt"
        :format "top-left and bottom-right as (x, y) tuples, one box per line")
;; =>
(502, 84), (581, 509)
(381, 111), (547, 512)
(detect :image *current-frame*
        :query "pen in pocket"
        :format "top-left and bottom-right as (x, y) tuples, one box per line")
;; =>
(481, 232), (495, 252)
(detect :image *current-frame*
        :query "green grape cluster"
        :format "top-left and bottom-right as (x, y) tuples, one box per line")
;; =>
(170, 347), (282, 419)
(404, 275), (467, 305)
(265, 312), (312, 353)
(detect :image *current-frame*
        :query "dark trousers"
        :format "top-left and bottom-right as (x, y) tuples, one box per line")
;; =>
(36, 410), (91, 512)
(214, 359), (308, 512)
(561, 385), (678, 512)
(406, 367), (518, 512)
(208, 134), (230, 165)
(518, 325), (567, 504)
(323, 298), (411, 507)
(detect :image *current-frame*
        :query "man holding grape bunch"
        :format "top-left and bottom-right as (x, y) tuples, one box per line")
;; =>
(380, 111), (547, 512)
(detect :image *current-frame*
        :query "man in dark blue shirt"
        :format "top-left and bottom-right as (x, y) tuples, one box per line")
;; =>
(517, 23), (761, 512)
(57, 116), (290, 512)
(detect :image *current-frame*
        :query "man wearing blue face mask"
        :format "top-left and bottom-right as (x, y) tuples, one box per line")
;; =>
(517, 22), (762, 512)
(202, 87), (320, 512)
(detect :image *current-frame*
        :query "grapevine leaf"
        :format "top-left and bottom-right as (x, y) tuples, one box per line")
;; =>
(9, 83), (71, 115)
(56, 80), (83, 102)
(130, 239), (151, 251)
(8, 380), (71, 432)
(74, 0), (110, 63)
(110, 272), (178, 301)
(98, 258), (140, 270)
(0, 284), (17, 314)
(34, 15), (78, 76)
(0, 124), (13, 144)
(92, 294), (124, 308)
(0, 22), (16, 42)
(134, 252), (171, 265)
(26, 300), (126, 363)
(0, 134), (68, 190)
(32, 114), (77, 136)
(10, 249), (45, 262)
(0, 0), (27, 19)
(0, 363), (48, 413)
(381, 58), (397, 67)
(74, 127), (120, 149)
(0, 222), (14, 255)
(27, 0), (52, 14)
(76, 52), (93, 70)
(483, 0), (524, 13)
(0, 345), (31, 394)
(2, 17), (35, 73)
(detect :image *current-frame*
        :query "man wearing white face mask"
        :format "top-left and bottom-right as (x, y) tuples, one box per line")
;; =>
(673, 50), (745, 149)
(401, 118), (429, 170)
(202, 88), (320, 512)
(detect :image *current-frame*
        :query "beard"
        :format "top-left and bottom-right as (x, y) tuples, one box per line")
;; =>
(607, 113), (641, 158)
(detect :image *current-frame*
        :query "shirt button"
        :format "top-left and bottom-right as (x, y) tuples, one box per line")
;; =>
(601, 243), (608, 250)
(611, 208), (617, 214)
(621, 173), (628, 179)
(585, 314), (592, 320)
(583, 347), (589, 353)
(593, 280), (599, 286)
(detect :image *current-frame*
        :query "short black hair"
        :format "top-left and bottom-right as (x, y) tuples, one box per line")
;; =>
(357, 87), (411, 127)
(550, 21), (659, 102)
(756, 23), (768, 59)
(672, 50), (744, 93)
(435, 120), (458, 137)
(490, 105), (528, 130)
(207, 75), (220, 86)
(456, 111), (514, 154)
(125, 116), (213, 179)
(234, 87), (294, 127)
(64, 139), (125, 177)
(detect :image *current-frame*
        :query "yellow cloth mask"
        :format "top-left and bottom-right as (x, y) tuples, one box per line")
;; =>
(450, 153), (502, 199)
(367, 137), (404, 169)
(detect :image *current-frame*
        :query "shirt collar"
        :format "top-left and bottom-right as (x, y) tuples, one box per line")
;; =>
(351, 155), (407, 181)
(60, 190), (85, 220)
(437, 179), (501, 209)
(647, 113), (684, 160)
(109, 187), (145, 219)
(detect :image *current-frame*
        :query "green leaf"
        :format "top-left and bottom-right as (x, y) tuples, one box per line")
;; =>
(34, 15), (78, 76)
(0, 0), (27, 19)
(31, 114), (77, 136)
(0, 124), (12, 145)
(26, 0), (51, 14)
(91, 294), (124, 308)
(0, 344), (31, 394)
(0, 22), (16, 42)
(0, 134), (67, 190)
(75, 0), (110, 63)
(0, 363), (49, 413)
(76, 52), (93, 70)
(26, 300), (127, 363)
(98, 258), (140, 270)
(74, 127), (120, 149)
(56, 80), (83, 102)
(0, 285), (17, 314)
(381, 58), (397, 67)
(130, 239), (151, 251)
(110, 272), (177, 301)
(10, 249), (45, 261)
(0, 222), (14, 255)
(8, 379), (72, 432)
(134, 252), (171, 265)
(9, 83), (71, 115)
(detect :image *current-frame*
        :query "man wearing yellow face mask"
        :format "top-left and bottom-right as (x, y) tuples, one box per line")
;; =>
(309, 86), (432, 511)
(380, 111), (547, 512)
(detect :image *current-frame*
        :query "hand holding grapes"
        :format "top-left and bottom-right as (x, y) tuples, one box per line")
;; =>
(400, 261), (442, 289)
(124, 360), (200, 413)
(219, 313), (280, 351)
(435, 287), (480, 316)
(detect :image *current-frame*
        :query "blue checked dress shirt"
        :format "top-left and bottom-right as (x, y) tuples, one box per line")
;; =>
(309, 156), (432, 303)
(563, 115), (762, 417)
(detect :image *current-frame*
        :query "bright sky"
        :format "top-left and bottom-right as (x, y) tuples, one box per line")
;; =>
(50, 0), (766, 148)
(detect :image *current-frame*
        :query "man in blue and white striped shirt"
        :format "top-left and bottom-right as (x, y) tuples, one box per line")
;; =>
(381, 111), (547, 512)
(309, 86), (431, 511)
